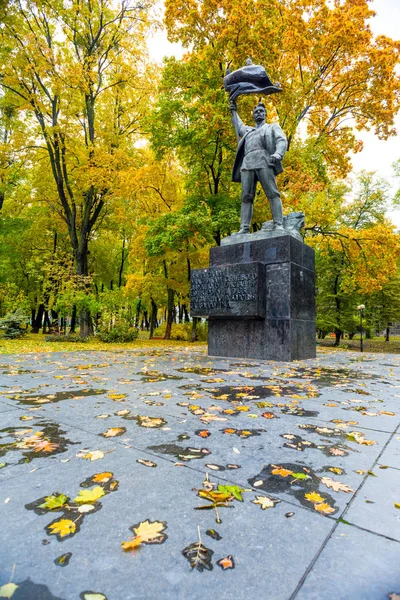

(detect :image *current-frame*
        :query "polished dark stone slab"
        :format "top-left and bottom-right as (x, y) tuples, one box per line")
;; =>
(196, 235), (316, 361)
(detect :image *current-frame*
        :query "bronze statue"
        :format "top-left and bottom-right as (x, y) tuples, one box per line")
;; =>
(225, 61), (287, 235)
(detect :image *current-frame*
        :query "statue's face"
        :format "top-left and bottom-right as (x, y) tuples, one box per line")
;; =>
(253, 106), (266, 124)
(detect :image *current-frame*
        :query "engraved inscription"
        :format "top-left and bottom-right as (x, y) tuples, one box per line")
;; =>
(190, 263), (265, 318)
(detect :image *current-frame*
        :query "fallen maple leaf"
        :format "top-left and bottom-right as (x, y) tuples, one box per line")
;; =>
(0, 583), (18, 598)
(314, 502), (335, 515)
(217, 484), (247, 501)
(39, 494), (68, 510)
(329, 448), (346, 456)
(108, 394), (127, 401)
(197, 430), (211, 438)
(101, 427), (126, 438)
(78, 450), (105, 461)
(347, 431), (376, 446)
(217, 555), (235, 570)
(328, 467), (344, 475)
(261, 412), (276, 419)
(137, 416), (165, 428)
(122, 520), (167, 553)
(252, 496), (280, 510)
(48, 519), (76, 538)
(74, 486), (105, 504)
(92, 472), (113, 483)
(305, 491), (324, 504)
(271, 466), (293, 477)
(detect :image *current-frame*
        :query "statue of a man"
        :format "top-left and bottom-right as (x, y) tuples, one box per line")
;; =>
(230, 99), (287, 234)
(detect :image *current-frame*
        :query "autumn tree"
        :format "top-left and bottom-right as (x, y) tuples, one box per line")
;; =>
(308, 172), (400, 345)
(125, 150), (211, 338)
(165, 0), (400, 170)
(0, 0), (154, 335)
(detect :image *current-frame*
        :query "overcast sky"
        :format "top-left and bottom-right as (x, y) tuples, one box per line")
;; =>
(147, 0), (400, 227)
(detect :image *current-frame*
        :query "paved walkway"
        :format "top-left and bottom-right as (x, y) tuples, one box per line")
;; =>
(0, 347), (400, 599)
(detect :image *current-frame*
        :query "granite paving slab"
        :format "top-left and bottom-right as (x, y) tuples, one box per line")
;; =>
(0, 444), (334, 600)
(342, 464), (400, 541)
(377, 430), (400, 467)
(294, 524), (400, 599)
(0, 347), (399, 599)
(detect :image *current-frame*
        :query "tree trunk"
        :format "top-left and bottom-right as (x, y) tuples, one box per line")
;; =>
(191, 317), (201, 342)
(149, 299), (158, 339)
(385, 326), (390, 342)
(334, 329), (342, 347)
(80, 309), (93, 338)
(183, 305), (190, 323)
(31, 304), (45, 333)
(70, 305), (77, 334)
(118, 238), (126, 288)
(164, 288), (175, 340)
(135, 300), (141, 328)
(42, 310), (50, 334)
(349, 332), (355, 340)
(75, 245), (94, 338)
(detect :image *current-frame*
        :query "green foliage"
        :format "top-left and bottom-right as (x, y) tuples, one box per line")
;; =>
(97, 324), (139, 343)
(0, 309), (28, 338)
(153, 321), (208, 341)
(153, 323), (190, 340)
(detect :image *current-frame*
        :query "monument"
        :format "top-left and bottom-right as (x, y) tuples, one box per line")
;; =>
(190, 61), (316, 361)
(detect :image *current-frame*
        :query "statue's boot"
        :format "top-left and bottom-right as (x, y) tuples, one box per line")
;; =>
(270, 195), (285, 232)
(236, 202), (253, 234)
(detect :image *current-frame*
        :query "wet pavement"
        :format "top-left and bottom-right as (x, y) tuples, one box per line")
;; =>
(0, 347), (400, 599)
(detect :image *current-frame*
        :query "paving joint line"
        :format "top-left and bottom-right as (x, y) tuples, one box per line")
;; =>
(289, 420), (400, 599)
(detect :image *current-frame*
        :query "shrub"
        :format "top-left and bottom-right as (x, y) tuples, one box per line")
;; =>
(97, 325), (139, 343)
(0, 310), (29, 339)
(153, 321), (208, 341)
(194, 321), (208, 342)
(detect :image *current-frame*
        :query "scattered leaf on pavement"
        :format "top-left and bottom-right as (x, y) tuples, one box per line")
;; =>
(252, 496), (280, 510)
(217, 555), (235, 570)
(48, 519), (76, 538)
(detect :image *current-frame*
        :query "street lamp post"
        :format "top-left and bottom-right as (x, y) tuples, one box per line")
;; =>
(357, 305), (365, 352)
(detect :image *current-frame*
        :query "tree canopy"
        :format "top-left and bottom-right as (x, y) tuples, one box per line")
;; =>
(0, 0), (399, 343)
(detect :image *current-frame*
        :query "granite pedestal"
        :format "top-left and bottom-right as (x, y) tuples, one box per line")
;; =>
(190, 234), (316, 361)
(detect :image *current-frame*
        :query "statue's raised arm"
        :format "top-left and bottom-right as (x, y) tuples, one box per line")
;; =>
(229, 99), (248, 141)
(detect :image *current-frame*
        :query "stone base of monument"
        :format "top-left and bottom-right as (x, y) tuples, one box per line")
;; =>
(190, 234), (316, 361)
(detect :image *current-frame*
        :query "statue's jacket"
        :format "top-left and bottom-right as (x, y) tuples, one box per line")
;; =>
(232, 122), (287, 183)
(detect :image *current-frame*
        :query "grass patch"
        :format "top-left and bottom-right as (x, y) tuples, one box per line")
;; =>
(317, 337), (400, 354)
(0, 333), (206, 355)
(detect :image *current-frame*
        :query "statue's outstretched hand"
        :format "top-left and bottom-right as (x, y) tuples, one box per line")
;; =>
(229, 99), (237, 112)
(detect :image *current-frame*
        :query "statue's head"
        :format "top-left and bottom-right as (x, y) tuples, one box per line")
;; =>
(253, 102), (266, 124)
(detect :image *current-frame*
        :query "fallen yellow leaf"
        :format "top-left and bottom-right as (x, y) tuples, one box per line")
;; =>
(74, 486), (105, 504)
(314, 502), (335, 515)
(48, 519), (76, 538)
(92, 472), (113, 483)
(305, 492), (324, 504)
